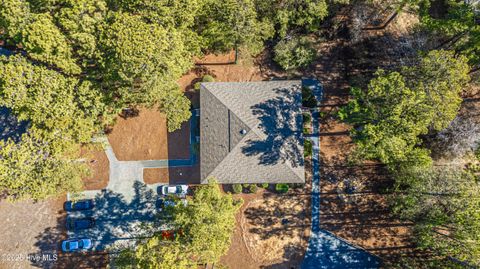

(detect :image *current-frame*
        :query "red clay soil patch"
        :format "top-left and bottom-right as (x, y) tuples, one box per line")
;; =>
(107, 108), (191, 161)
(80, 147), (109, 190)
(143, 165), (201, 185)
(143, 168), (169, 185)
(108, 109), (168, 161)
(178, 51), (266, 94)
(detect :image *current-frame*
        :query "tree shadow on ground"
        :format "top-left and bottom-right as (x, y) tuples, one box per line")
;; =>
(0, 106), (29, 143)
(30, 181), (167, 268)
(260, 243), (306, 269)
(243, 191), (309, 241)
(241, 87), (304, 168)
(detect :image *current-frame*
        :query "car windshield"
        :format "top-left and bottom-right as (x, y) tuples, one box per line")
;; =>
(78, 240), (83, 248)
(176, 186), (182, 192)
(65, 242), (70, 249)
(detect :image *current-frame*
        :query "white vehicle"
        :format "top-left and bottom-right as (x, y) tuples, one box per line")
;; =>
(159, 185), (188, 196)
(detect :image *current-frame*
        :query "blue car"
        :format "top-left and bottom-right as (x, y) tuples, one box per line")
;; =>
(66, 217), (95, 231)
(61, 239), (92, 252)
(64, 199), (94, 211)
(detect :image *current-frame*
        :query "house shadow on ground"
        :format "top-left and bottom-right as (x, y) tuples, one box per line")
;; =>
(29, 181), (167, 268)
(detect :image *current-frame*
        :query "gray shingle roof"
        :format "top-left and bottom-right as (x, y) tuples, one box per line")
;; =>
(200, 81), (305, 184)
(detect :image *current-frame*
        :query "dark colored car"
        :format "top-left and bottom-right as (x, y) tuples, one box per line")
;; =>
(156, 198), (188, 211)
(156, 198), (176, 211)
(64, 199), (94, 211)
(61, 238), (92, 252)
(66, 217), (95, 231)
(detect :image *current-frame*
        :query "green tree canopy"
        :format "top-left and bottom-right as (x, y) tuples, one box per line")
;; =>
(0, 55), (96, 151)
(99, 12), (192, 105)
(421, 0), (480, 68)
(339, 50), (470, 167)
(0, 0), (205, 199)
(0, 131), (86, 201)
(195, 0), (274, 55)
(392, 166), (480, 266)
(21, 13), (81, 74)
(254, 0), (329, 38)
(115, 181), (242, 268)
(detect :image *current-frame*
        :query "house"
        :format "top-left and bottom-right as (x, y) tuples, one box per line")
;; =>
(199, 81), (305, 184)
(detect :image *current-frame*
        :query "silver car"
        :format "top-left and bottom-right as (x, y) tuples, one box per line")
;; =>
(159, 185), (188, 196)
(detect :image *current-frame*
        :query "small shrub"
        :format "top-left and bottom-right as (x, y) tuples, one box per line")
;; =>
(303, 112), (312, 124)
(274, 36), (316, 71)
(319, 111), (327, 119)
(202, 75), (215, 82)
(304, 139), (313, 158)
(248, 184), (258, 193)
(242, 183), (250, 188)
(259, 183), (269, 189)
(302, 87), (317, 108)
(194, 82), (201, 91)
(275, 183), (289, 193)
(194, 75), (215, 91)
(232, 184), (243, 194)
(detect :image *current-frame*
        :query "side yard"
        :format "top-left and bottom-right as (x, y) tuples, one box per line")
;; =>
(220, 181), (311, 269)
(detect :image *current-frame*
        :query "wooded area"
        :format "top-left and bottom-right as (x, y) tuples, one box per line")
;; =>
(0, 0), (480, 267)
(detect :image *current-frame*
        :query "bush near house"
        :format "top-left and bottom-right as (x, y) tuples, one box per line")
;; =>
(302, 87), (317, 108)
(194, 75), (216, 90)
(275, 184), (289, 193)
(303, 112), (312, 124)
(259, 183), (269, 189)
(248, 184), (258, 193)
(202, 75), (215, 82)
(232, 184), (243, 194)
(304, 139), (313, 158)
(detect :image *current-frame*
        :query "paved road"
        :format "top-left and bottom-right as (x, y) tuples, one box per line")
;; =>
(301, 82), (380, 269)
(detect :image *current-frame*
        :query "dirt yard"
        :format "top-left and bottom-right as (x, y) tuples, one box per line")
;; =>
(178, 51), (266, 93)
(143, 165), (200, 185)
(80, 146), (109, 190)
(319, 115), (417, 262)
(107, 108), (190, 161)
(221, 185), (311, 269)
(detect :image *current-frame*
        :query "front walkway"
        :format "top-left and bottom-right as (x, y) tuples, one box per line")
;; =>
(302, 82), (380, 268)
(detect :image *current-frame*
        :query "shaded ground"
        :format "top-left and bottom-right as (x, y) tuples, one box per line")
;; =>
(221, 162), (312, 269)
(242, 192), (310, 265)
(0, 107), (28, 143)
(80, 147), (109, 190)
(65, 182), (165, 252)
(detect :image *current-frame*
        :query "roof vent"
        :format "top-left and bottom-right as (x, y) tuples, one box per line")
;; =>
(240, 129), (247, 135)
